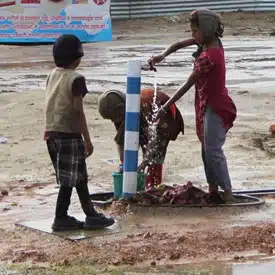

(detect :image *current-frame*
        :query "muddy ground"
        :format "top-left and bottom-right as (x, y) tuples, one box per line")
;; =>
(2, 11), (275, 273)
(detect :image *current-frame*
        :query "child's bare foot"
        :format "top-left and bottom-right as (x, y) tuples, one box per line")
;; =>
(223, 190), (235, 203)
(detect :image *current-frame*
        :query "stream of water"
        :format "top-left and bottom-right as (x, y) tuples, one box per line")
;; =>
(145, 72), (159, 169)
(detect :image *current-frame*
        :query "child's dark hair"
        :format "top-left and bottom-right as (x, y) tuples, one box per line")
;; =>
(53, 34), (84, 68)
(189, 11), (224, 38)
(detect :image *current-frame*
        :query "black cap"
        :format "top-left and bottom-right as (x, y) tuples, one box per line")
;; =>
(53, 34), (84, 67)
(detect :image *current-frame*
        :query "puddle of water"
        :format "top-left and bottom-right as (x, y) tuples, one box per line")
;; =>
(1, 37), (275, 93)
(123, 257), (275, 275)
(164, 257), (275, 275)
(232, 259), (275, 275)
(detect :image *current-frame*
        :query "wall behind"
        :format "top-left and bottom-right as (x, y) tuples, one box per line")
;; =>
(110, 0), (275, 19)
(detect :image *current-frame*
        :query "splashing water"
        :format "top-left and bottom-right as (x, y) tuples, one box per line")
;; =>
(149, 71), (159, 136)
(152, 71), (159, 121)
(141, 71), (164, 187)
(145, 72), (160, 168)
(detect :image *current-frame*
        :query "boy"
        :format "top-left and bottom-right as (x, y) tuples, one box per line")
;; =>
(45, 34), (114, 231)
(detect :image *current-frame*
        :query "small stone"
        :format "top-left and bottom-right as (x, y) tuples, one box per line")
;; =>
(143, 232), (151, 239)
(233, 255), (244, 261)
(177, 235), (185, 243)
(169, 252), (181, 260)
(150, 260), (156, 266)
(125, 204), (132, 213)
(2, 207), (11, 212)
(1, 189), (8, 196)
(24, 185), (33, 190)
(259, 243), (274, 254)
(62, 259), (70, 266)
(112, 259), (120, 266)
(13, 249), (24, 254)
(121, 256), (135, 265)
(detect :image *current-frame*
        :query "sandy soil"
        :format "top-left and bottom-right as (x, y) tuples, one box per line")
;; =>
(2, 11), (275, 269)
(112, 11), (275, 38)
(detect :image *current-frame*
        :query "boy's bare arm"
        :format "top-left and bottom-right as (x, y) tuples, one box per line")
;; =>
(117, 145), (124, 163)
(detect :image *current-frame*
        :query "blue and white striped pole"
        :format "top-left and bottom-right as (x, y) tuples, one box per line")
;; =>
(122, 60), (141, 199)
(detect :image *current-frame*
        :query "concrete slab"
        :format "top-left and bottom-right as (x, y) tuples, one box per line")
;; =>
(15, 214), (121, 241)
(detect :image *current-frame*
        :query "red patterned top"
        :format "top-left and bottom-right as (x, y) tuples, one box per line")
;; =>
(194, 46), (237, 142)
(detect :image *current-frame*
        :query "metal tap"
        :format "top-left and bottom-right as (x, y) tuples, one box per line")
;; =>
(141, 64), (157, 72)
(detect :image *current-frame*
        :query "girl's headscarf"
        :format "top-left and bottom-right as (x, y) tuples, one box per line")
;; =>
(190, 8), (223, 43)
(190, 9), (223, 59)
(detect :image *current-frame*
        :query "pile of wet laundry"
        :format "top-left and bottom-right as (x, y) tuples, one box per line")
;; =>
(133, 181), (226, 205)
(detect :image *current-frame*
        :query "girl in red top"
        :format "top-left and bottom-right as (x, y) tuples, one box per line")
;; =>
(150, 9), (237, 202)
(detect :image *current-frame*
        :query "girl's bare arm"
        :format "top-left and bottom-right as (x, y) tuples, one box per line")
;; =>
(161, 38), (197, 57)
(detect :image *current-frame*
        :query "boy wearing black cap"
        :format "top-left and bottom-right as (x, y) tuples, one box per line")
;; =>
(44, 34), (115, 231)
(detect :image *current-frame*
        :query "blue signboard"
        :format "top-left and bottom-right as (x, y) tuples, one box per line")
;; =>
(0, 0), (112, 43)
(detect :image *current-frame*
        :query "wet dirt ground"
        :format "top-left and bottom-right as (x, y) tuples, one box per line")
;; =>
(1, 255), (275, 274)
(2, 11), (275, 273)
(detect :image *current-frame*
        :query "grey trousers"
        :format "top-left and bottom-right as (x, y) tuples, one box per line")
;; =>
(201, 106), (232, 192)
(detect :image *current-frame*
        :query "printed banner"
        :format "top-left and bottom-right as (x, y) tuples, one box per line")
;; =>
(0, 0), (112, 43)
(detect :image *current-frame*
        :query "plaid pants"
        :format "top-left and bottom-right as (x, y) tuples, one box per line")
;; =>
(47, 138), (87, 187)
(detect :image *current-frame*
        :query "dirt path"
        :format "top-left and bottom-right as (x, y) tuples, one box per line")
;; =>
(1, 88), (275, 268)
